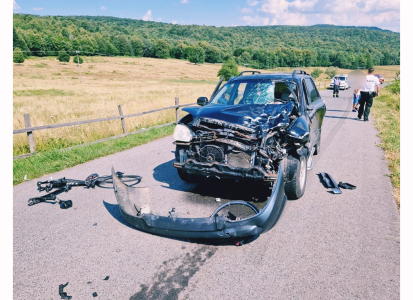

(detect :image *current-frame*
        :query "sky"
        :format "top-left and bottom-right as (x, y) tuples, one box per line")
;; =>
(12, 0), (400, 32)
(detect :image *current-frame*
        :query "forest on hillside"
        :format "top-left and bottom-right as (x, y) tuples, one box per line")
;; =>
(13, 14), (400, 69)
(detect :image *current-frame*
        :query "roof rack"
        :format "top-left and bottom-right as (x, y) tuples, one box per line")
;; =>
(237, 71), (261, 76)
(292, 69), (308, 78)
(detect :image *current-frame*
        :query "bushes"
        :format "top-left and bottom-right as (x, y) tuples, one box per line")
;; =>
(13, 47), (25, 64)
(217, 59), (239, 81)
(311, 68), (323, 79)
(73, 56), (83, 64)
(325, 66), (338, 78)
(187, 46), (205, 65)
(57, 51), (70, 63)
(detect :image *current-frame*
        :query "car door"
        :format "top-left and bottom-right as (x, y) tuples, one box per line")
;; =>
(302, 77), (326, 149)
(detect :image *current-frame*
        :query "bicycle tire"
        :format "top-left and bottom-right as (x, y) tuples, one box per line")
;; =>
(96, 175), (142, 185)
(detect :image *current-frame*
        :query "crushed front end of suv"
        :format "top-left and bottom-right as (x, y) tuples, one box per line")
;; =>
(174, 70), (326, 200)
(113, 70), (326, 242)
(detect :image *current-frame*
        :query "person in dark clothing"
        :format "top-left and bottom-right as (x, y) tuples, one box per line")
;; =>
(358, 68), (380, 121)
(333, 76), (341, 98)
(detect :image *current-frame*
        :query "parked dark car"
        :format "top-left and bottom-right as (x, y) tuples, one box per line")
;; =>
(173, 69), (326, 200)
(374, 74), (384, 84)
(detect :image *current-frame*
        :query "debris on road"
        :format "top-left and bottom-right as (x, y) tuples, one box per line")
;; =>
(92, 292), (98, 297)
(317, 172), (342, 194)
(103, 276), (109, 280)
(27, 172), (141, 208)
(58, 282), (72, 300)
(338, 182), (357, 190)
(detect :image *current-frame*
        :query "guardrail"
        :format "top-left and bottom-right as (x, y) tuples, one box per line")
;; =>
(13, 97), (196, 160)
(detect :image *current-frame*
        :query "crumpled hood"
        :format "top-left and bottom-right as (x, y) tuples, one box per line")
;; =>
(183, 102), (296, 130)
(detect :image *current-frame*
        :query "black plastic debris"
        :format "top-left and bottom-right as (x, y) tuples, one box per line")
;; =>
(317, 172), (342, 194)
(338, 182), (357, 190)
(59, 282), (72, 300)
(103, 276), (110, 280)
(28, 172), (141, 208)
(92, 292), (98, 297)
(59, 200), (73, 209)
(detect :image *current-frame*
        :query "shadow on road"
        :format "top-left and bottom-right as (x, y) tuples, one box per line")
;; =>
(152, 159), (270, 202)
(326, 109), (351, 112)
(324, 115), (360, 121)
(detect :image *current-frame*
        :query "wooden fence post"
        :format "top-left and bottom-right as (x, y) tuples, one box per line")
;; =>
(175, 97), (180, 124)
(24, 113), (35, 154)
(117, 105), (127, 134)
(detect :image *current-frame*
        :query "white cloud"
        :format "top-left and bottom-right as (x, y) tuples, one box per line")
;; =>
(156, 17), (162, 22)
(241, 0), (400, 32)
(100, 6), (107, 10)
(13, 0), (20, 10)
(32, 7), (43, 11)
(180, 0), (189, 3)
(241, 7), (252, 13)
(247, 0), (259, 6)
(142, 10), (152, 21)
(172, 20), (177, 24)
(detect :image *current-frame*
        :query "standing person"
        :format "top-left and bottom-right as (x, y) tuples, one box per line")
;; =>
(333, 76), (341, 98)
(352, 88), (360, 112)
(358, 68), (380, 121)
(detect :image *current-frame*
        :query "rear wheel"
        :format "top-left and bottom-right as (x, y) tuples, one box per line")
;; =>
(177, 168), (203, 183)
(283, 153), (307, 200)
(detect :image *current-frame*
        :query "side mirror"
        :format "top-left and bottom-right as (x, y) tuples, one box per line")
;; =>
(197, 97), (209, 106)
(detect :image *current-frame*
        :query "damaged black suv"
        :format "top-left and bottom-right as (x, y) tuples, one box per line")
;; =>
(173, 70), (326, 200)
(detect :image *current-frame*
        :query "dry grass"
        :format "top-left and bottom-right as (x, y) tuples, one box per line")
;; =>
(13, 57), (235, 155)
(13, 57), (400, 156)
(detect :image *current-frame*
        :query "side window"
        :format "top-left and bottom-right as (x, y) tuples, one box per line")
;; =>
(302, 80), (310, 106)
(224, 85), (233, 101)
(304, 78), (319, 103)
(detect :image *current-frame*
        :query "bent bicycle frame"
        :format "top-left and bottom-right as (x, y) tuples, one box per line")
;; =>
(112, 165), (287, 240)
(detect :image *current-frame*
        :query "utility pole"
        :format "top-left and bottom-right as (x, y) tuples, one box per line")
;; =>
(76, 50), (82, 83)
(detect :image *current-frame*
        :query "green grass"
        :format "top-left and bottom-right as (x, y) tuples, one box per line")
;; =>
(371, 80), (400, 207)
(13, 89), (74, 97)
(13, 125), (174, 185)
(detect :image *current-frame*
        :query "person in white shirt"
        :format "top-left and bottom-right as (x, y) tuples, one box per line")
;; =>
(358, 68), (380, 121)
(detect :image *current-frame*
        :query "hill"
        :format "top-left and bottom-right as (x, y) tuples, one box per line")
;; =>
(13, 14), (400, 69)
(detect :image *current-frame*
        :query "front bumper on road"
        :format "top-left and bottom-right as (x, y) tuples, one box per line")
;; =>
(112, 166), (286, 240)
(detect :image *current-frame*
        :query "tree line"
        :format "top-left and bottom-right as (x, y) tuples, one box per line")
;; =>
(13, 14), (400, 69)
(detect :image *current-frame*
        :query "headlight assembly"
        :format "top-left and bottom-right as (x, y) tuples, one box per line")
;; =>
(173, 124), (194, 142)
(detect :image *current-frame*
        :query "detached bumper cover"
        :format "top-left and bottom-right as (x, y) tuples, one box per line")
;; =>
(112, 166), (286, 240)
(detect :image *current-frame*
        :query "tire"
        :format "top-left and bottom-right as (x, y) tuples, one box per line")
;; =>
(283, 154), (307, 200)
(177, 168), (203, 183)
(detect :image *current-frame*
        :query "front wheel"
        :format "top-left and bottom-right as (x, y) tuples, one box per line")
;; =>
(283, 154), (307, 200)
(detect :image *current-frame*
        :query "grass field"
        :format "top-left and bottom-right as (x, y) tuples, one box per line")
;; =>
(13, 56), (400, 157)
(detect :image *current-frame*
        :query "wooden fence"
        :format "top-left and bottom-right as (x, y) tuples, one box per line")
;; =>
(13, 97), (196, 160)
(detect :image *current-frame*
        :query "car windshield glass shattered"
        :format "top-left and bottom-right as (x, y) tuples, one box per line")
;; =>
(210, 79), (298, 106)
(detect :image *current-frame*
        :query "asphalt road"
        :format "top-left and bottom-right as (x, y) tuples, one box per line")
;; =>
(13, 87), (400, 300)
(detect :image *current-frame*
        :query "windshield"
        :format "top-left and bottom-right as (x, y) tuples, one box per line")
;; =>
(210, 79), (298, 105)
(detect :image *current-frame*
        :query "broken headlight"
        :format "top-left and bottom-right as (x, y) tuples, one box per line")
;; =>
(173, 124), (194, 142)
